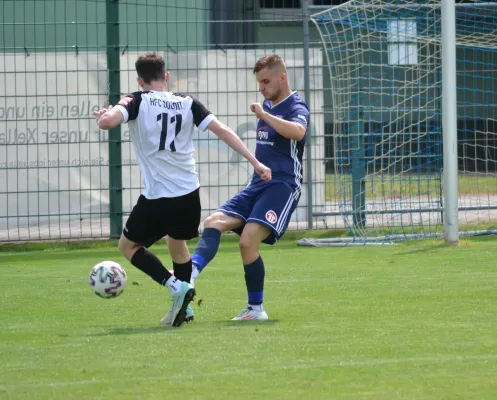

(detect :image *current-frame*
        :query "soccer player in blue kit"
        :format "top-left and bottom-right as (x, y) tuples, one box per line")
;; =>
(190, 54), (310, 320)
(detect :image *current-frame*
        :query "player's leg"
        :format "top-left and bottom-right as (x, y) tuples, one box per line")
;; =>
(118, 234), (172, 286)
(119, 196), (175, 288)
(231, 222), (271, 321)
(166, 236), (192, 283)
(232, 183), (299, 321)
(165, 187), (201, 284)
(190, 187), (258, 282)
(161, 237), (195, 324)
(190, 212), (243, 282)
(120, 195), (195, 327)
(160, 188), (202, 324)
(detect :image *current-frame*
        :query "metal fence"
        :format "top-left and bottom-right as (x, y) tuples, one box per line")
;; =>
(0, 0), (338, 242)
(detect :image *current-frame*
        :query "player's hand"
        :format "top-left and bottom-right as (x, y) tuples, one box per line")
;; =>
(254, 162), (272, 182)
(250, 103), (265, 119)
(92, 105), (113, 121)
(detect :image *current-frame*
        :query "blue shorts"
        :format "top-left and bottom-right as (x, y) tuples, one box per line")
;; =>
(218, 182), (301, 245)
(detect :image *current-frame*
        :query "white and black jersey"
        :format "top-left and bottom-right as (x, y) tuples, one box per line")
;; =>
(115, 90), (216, 198)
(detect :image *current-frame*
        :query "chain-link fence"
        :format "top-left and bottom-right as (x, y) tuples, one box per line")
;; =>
(0, 0), (340, 242)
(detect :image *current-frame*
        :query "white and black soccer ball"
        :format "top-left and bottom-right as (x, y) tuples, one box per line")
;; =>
(89, 260), (127, 299)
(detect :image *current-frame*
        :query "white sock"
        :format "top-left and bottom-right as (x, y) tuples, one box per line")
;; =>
(191, 265), (200, 282)
(248, 304), (263, 312)
(164, 276), (183, 294)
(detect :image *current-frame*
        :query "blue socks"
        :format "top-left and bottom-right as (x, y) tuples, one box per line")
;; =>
(192, 228), (266, 309)
(244, 256), (265, 306)
(192, 228), (221, 273)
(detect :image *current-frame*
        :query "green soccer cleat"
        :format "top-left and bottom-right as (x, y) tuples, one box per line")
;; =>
(162, 281), (196, 327)
(160, 302), (194, 325)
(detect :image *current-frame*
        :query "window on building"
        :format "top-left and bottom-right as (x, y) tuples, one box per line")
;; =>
(259, 0), (346, 7)
(387, 19), (418, 65)
(260, 0), (300, 8)
(313, 0), (344, 5)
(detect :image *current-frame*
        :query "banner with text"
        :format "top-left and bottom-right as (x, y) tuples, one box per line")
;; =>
(0, 48), (324, 241)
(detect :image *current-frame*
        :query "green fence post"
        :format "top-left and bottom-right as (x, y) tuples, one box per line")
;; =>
(303, 0), (313, 230)
(106, 0), (123, 238)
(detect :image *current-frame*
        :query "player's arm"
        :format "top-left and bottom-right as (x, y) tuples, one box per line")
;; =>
(250, 103), (307, 141)
(207, 120), (258, 166)
(93, 93), (141, 130)
(93, 106), (124, 130)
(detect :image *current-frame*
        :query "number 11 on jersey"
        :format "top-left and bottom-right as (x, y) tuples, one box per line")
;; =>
(157, 113), (183, 152)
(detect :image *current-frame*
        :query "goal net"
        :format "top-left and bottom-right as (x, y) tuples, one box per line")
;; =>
(301, 0), (497, 246)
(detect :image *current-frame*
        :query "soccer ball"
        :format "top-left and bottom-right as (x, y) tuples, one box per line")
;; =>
(89, 260), (127, 299)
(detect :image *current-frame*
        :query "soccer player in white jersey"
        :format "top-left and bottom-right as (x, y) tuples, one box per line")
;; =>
(189, 55), (309, 321)
(93, 53), (271, 327)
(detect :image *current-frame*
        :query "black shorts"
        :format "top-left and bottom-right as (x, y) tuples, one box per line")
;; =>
(123, 188), (201, 247)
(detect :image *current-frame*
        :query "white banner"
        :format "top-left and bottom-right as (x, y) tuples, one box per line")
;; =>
(0, 48), (324, 241)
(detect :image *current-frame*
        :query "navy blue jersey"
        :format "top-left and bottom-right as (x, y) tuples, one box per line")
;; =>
(251, 92), (309, 192)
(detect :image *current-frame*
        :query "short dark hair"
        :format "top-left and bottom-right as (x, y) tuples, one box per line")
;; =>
(253, 54), (287, 74)
(135, 53), (166, 84)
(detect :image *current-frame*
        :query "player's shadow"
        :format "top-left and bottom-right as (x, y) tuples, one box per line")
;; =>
(211, 319), (280, 327)
(77, 320), (280, 337)
(84, 325), (182, 336)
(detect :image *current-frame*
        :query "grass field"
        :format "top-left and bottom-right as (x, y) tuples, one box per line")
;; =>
(1, 237), (497, 399)
(325, 174), (497, 201)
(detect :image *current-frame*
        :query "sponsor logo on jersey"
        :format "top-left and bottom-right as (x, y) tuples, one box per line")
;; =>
(265, 210), (277, 224)
(257, 130), (269, 140)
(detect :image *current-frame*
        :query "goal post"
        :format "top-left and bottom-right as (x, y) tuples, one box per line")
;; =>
(303, 0), (497, 246)
(441, 0), (458, 244)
